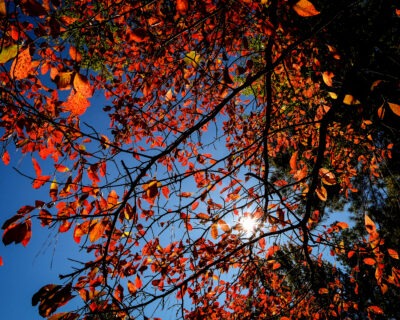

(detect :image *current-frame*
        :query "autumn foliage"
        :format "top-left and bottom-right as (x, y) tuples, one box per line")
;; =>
(1, 0), (400, 319)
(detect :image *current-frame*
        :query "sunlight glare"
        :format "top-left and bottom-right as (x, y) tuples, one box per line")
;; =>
(240, 216), (258, 235)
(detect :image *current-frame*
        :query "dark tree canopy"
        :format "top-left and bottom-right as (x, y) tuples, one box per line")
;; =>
(0, 0), (399, 319)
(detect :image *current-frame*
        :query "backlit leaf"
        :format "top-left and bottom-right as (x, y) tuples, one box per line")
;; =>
(2, 219), (32, 246)
(49, 179), (58, 201)
(11, 47), (32, 79)
(367, 305), (384, 315)
(107, 190), (119, 209)
(33, 175), (51, 189)
(176, 0), (188, 15)
(388, 102), (400, 116)
(73, 73), (93, 98)
(388, 248), (399, 260)
(127, 280), (137, 295)
(293, 0), (320, 17)
(0, 45), (18, 64)
(2, 150), (10, 165)
(365, 214), (377, 234)
(211, 223), (218, 239)
(89, 220), (107, 242)
(343, 94), (361, 105)
(218, 219), (230, 232)
(316, 185), (327, 201)
(63, 90), (90, 116)
(54, 71), (74, 90)
(322, 71), (334, 87)
(363, 257), (376, 265)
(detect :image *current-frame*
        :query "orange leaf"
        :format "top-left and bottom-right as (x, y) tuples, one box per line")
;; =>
(218, 219), (230, 232)
(363, 257), (376, 265)
(89, 220), (107, 242)
(316, 185), (327, 201)
(388, 248), (399, 260)
(335, 221), (349, 230)
(322, 71), (334, 87)
(196, 213), (210, 220)
(107, 190), (118, 209)
(289, 151), (298, 172)
(54, 71), (74, 90)
(73, 73), (93, 98)
(377, 104), (385, 119)
(367, 305), (384, 315)
(210, 223), (218, 239)
(388, 102), (400, 116)
(69, 46), (82, 62)
(11, 47), (32, 79)
(127, 280), (137, 295)
(179, 192), (192, 197)
(319, 168), (336, 185)
(318, 288), (329, 294)
(191, 201), (199, 211)
(63, 90), (90, 116)
(32, 157), (42, 177)
(343, 94), (361, 105)
(293, 0), (320, 17)
(0, 0), (6, 17)
(259, 237), (266, 249)
(365, 215), (377, 234)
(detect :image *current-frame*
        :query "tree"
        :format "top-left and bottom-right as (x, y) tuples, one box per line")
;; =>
(0, 0), (399, 319)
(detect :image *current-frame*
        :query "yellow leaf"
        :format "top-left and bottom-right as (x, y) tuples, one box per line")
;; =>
(293, 0), (320, 17)
(388, 102), (400, 116)
(184, 51), (201, 66)
(365, 214), (377, 234)
(328, 92), (338, 99)
(343, 94), (361, 105)
(0, 45), (18, 64)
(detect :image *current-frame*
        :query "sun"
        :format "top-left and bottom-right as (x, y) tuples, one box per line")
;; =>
(240, 216), (258, 235)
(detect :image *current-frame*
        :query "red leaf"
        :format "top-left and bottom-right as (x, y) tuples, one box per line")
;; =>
(33, 175), (51, 189)
(0, 256), (3, 266)
(191, 201), (199, 211)
(259, 237), (266, 250)
(161, 186), (170, 199)
(176, 0), (188, 15)
(367, 305), (384, 315)
(2, 150), (10, 165)
(363, 257), (376, 265)
(32, 157), (42, 177)
(2, 220), (32, 246)
(388, 248), (399, 260)
(290, 151), (298, 172)
(135, 275), (142, 289)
